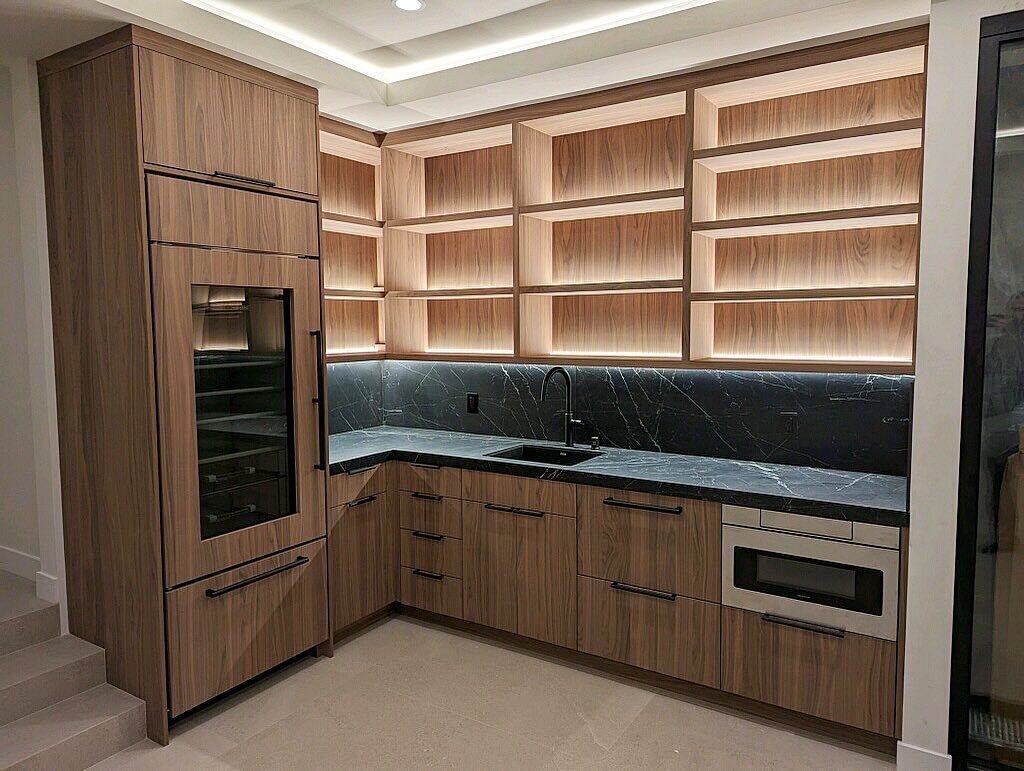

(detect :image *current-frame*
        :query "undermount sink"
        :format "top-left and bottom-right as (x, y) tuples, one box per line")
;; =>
(487, 444), (603, 466)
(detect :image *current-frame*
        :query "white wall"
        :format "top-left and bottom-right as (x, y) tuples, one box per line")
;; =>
(899, 1), (1024, 768)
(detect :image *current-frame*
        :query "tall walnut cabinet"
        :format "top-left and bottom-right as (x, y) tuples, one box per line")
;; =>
(38, 26), (329, 743)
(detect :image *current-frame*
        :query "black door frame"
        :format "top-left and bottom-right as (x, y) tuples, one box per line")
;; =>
(950, 8), (1024, 767)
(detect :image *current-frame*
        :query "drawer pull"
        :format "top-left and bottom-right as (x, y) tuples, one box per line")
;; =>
(761, 613), (846, 639)
(412, 568), (444, 581)
(212, 170), (276, 188)
(348, 494), (377, 508)
(411, 492), (443, 501)
(205, 556), (309, 598)
(412, 530), (444, 541)
(512, 507), (544, 518)
(610, 581), (676, 601)
(347, 464), (379, 476)
(484, 503), (516, 513)
(410, 462), (442, 470)
(603, 497), (682, 515)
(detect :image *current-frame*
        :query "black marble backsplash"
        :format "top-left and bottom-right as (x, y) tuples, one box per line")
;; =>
(328, 360), (913, 476)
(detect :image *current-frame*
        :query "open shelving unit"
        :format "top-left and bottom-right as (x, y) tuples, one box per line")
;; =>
(318, 29), (926, 373)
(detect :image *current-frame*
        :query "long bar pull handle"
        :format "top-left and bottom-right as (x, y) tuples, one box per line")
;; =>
(205, 556), (309, 598)
(212, 170), (276, 188)
(411, 492), (443, 501)
(412, 568), (444, 581)
(311, 330), (327, 471)
(348, 494), (377, 508)
(602, 497), (682, 515)
(610, 581), (676, 602)
(484, 503), (516, 513)
(412, 531), (444, 541)
(347, 465), (379, 475)
(761, 613), (846, 639)
(512, 507), (544, 518)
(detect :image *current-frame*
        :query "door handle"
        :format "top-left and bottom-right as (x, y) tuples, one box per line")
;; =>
(212, 170), (276, 188)
(602, 497), (682, 515)
(761, 613), (846, 638)
(205, 556), (309, 598)
(310, 330), (327, 471)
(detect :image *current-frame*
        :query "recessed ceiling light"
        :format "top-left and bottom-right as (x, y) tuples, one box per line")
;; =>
(393, 0), (423, 10)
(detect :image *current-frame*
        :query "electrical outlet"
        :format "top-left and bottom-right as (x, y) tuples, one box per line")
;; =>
(467, 392), (479, 413)
(781, 411), (798, 436)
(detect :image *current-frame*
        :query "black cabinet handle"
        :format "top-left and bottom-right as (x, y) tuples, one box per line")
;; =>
(348, 494), (377, 508)
(412, 568), (444, 581)
(411, 492), (443, 501)
(347, 465), (378, 475)
(610, 581), (676, 601)
(484, 503), (516, 513)
(412, 530), (443, 541)
(513, 507), (544, 518)
(206, 556), (309, 598)
(310, 330), (327, 471)
(602, 497), (682, 515)
(212, 170), (276, 188)
(761, 613), (845, 639)
(410, 462), (441, 470)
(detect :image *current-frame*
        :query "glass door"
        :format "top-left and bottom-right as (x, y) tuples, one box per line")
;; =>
(153, 246), (326, 587)
(954, 10), (1024, 768)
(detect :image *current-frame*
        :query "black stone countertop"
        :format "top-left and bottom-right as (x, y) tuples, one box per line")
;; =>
(328, 426), (908, 527)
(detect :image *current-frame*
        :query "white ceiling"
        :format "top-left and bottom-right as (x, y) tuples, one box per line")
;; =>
(0, 0), (930, 132)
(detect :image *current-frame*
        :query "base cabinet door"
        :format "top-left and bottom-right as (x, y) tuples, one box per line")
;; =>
(462, 503), (517, 633)
(720, 606), (897, 736)
(166, 540), (328, 717)
(516, 512), (577, 648)
(329, 492), (397, 632)
(577, 575), (720, 688)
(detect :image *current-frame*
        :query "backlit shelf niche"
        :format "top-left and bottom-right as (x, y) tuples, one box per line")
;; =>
(319, 119), (385, 360)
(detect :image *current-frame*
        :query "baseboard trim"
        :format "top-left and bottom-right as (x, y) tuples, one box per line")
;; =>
(35, 570), (59, 604)
(0, 544), (40, 581)
(896, 741), (953, 770)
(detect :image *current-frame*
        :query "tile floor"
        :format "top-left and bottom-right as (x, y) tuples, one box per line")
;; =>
(90, 617), (895, 770)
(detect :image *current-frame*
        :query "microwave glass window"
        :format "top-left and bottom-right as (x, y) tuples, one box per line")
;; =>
(192, 285), (297, 540)
(755, 552), (858, 600)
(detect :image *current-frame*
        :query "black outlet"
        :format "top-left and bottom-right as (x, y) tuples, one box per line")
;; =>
(781, 411), (798, 436)
(467, 392), (479, 413)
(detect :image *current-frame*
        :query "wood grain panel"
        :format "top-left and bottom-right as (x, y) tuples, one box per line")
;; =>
(713, 148), (922, 220)
(39, 45), (169, 743)
(426, 227), (514, 289)
(166, 540), (328, 716)
(552, 116), (684, 201)
(716, 75), (923, 147)
(400, 567), (463, 617)
(321, 153), (377, 220)
(328, 493), (398, 632)
(692, 224), (918, 292)
(427, 297), (514, 354)
(328, 462), (388, 507)
(515, 123), (553, 206)
(322, 231), (380, 291)
(424, 145), (513, 216)
(398, 491), (463, 538)
(391, 462), (461, 497)
(704, 297), (915, 362)
(462, 502), (518, 633)
(551, 292), (683, 358)
(550, 210), (684, 284)
(516, 513), (577, 648)
(382, 149), (425, 220)
(401, 529), (463, 577)
(324, 299), (381, 353)
(578, 576), (720, 687)
(138, 48), (317, 195)
(577, 486), (720, 601)
(462, 470), (576, 517)
(721, 606), (897, 736)
(147, 175), (319, 256)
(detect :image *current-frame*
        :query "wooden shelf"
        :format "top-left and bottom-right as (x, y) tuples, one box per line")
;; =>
(320, 120), (382, 223)
(519, 189), (684, 220)
(692, 204), (920, 233)
(693, 119), (923, 161)
(323, 289), (385, 299)
(690, 286), (915, 302)
(387, 209), (513, 232)
(387, 288), (513, 299)
(324, 298), (385, 356)
(520, 280), (682, 295)
(694, 46), (925, 150)
(321, 213), (383, 238)
(385, 295), (514, 357)
(326, 350), (385, 363)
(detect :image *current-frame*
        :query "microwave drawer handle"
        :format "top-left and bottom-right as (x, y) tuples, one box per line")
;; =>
(603, 497), (682, 515)
(212, 170), (276, 188)
(610, 581), (676, 601)
(761, 613), (846, 639)
(205, 556), (309, 598)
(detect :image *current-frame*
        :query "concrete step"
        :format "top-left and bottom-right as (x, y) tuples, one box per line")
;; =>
(0, 572), (59, 657)
(0, 636), (106, 727)
(0, 684), (145, 771)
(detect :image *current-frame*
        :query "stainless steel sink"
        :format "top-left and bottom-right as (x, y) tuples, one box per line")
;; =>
(487, 444), (602, 466)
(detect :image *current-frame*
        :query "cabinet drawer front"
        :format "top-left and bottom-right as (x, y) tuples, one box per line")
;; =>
(329, 493), (397, 633)
(400, 567), (463, 618)
(147, 175), (319, 256)
(577, 486), (720, 601)
(329, 463), (388, 508)
(166, 540), (328, 717)
(721, 606), (897, 736)
(391, 462), (461, 497)
(401, 529), (463, 577)
(398, 491), (462, 538)
(462, 470), (575, 517)
(577, 576), (720, 687)
(139, 49), (318, 195)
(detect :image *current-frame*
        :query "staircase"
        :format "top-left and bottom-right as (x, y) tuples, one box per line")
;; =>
(0, 571), (145, 770)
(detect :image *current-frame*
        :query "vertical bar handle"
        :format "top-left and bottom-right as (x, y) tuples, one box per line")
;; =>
(310, 330), (327, 471)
